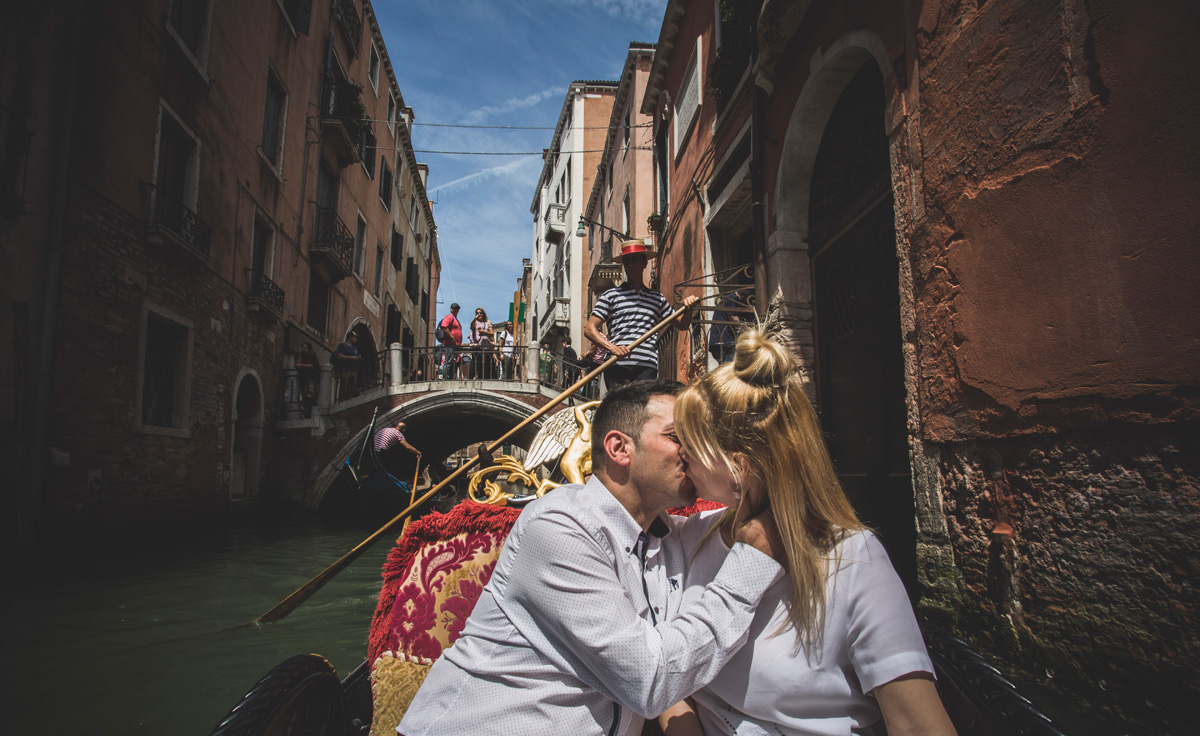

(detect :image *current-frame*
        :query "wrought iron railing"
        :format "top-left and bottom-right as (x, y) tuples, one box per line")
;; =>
(311, 206), (355, 279)
(404, 345), (529, 383)
(246, 269), (285, 316)
(538, 349), (601, 400)
(152, 197), (212, 261)
(330, 0), (361, 56)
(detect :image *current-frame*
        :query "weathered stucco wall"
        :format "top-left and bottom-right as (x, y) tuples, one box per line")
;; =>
(909, 0), (1200, 727)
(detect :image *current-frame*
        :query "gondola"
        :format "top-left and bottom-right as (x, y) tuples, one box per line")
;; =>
(210, 429), (1068, 736)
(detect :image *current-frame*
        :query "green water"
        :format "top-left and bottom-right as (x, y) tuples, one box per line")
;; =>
(0, 513), (395, 735)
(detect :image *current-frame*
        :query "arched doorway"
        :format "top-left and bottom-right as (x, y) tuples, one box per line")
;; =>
(231, 373), (264, 500)
(809, 62), (916, 591)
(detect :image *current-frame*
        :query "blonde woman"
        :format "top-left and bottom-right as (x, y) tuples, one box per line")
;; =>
(663, 327), (956, 736)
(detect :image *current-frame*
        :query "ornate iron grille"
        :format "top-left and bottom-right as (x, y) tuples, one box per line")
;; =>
(246, 269), (285, 316)
(153, 198), (212, 261)
(312, 206), (355, 277)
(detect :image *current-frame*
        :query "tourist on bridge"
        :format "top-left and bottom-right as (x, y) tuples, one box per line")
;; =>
(436, 303), (462, 380)
(585, 240), (698, 390)
(468, 307), (496, 380)
(398, 379), (783, 736)
(495, 320), (515, 379)
(660, 327), (956, 736)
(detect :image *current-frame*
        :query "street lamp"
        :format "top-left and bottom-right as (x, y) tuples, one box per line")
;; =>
(576, 215), (630, 242)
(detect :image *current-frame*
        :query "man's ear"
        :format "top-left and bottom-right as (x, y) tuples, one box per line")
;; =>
(602, 430), (634, 468)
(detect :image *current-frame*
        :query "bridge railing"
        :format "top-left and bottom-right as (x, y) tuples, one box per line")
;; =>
(538, 349), (601, 400)
(405, 344), (529, 382)
(279, 343), (579, 421)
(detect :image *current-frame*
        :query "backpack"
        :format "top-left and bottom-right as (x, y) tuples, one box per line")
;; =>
(435, 323), (446, 342)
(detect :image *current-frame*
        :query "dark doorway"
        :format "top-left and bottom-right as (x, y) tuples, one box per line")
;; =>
(809, 62), (916, 593)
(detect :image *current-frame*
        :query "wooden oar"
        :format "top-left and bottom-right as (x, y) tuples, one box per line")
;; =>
(401, 458), (421, 534)
(256, 301), (697, 624)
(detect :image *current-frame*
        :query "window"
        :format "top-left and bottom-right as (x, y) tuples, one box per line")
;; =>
(168, 0), (212, 71)
(675, 41), (701, 156)
(139, 308), (192, 430)
(278, 0), (312, 34)
(368, 43), (380, 92)
(374, 245), (385, 297)
(404, 257), (419, 303)
(566, 160), (571, 202)
(420, 290), (429, 322)
(307, 271), (330, 334)
(387, 94), (396, 132)
(621, 189), (630, 237)
(390, 229), (404, 270)
(379, 157), (392, 210)
(354, 215), (366, 277)
(623, 104), (631, 150)
(360, 127), (376, 178)
(153, 105), (201, 235)
(260, 71), (287, 167)
(250, 213), (275, 279)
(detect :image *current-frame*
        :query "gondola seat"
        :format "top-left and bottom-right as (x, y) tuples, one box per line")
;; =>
(366, 500), (521, 735)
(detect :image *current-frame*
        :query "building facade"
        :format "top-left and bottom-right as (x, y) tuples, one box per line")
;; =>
(528, 81), (616, 354)
(1, 0), (438, 541)
(639, 0), (1200, 730)
(580, 44), (657, 327)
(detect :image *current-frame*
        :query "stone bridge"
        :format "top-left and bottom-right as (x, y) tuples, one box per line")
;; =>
(277, 376), (581, 510)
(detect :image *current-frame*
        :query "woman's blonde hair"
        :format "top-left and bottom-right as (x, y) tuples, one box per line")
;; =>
(675, 326), (864, 649)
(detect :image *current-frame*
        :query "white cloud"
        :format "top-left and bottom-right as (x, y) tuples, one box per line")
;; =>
(462, 86), (562, 125)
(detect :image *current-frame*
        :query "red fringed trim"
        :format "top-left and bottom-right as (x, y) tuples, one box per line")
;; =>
(668, 498), (727, 517)
(368, 501), (522, 666)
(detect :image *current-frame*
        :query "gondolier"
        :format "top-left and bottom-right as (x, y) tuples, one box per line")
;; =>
(585, 240), (697, 390)
(374, 421), (421, 476)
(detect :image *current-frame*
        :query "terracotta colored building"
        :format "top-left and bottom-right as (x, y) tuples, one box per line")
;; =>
(1, 0), (438, 540)
(529, 81), (616, 354)
(641, 0), (1199, 730)
(580, 44), (658, 327)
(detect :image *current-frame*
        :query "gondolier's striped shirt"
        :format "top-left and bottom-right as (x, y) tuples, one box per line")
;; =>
(591, 284), (675, 369)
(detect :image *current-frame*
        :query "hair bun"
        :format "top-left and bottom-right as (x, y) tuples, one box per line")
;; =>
(731, 328), (795, 388)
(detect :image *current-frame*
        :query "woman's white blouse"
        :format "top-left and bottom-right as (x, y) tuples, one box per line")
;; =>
(676, 511), (934, 736)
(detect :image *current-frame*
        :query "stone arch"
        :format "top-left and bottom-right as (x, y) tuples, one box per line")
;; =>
(766, 30), (898, 379)
(304, 390), (561, 509)
(231, 369), (264, 500)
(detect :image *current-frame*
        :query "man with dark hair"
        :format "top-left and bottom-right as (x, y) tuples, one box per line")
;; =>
(400, 380), (783, 736)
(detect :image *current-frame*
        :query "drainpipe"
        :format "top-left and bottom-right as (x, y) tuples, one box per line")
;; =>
(25, 1), (84, 544)
(749, 41), (768, 312)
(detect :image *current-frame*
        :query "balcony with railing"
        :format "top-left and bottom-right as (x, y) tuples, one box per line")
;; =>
(544, 203), (568, 244)
(311, 206), (355, 282)
(245, 269), (285, 319)
(538, 296), (570, 343)
(331, 0), (361, 57)
(320, 76), (366, 167)
(147, 197), (211, 262)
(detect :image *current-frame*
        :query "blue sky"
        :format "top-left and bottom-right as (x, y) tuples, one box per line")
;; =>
(372, 0), (667, 325)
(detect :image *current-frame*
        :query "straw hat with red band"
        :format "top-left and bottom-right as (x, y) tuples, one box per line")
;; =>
(613, 239), (657, 262)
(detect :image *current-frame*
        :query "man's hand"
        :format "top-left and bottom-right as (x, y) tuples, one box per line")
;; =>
(733, 511), (786, 564)
(611, 344), (632, 358)
(681, 294), (699, 310)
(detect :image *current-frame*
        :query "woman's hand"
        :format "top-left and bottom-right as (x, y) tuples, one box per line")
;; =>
(733, 510), (785, 564)
(657, 700), (703, 736)
(874, 672), (957, 736)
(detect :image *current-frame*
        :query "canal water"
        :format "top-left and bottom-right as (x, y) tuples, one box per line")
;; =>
(0, 512), (397, 735)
